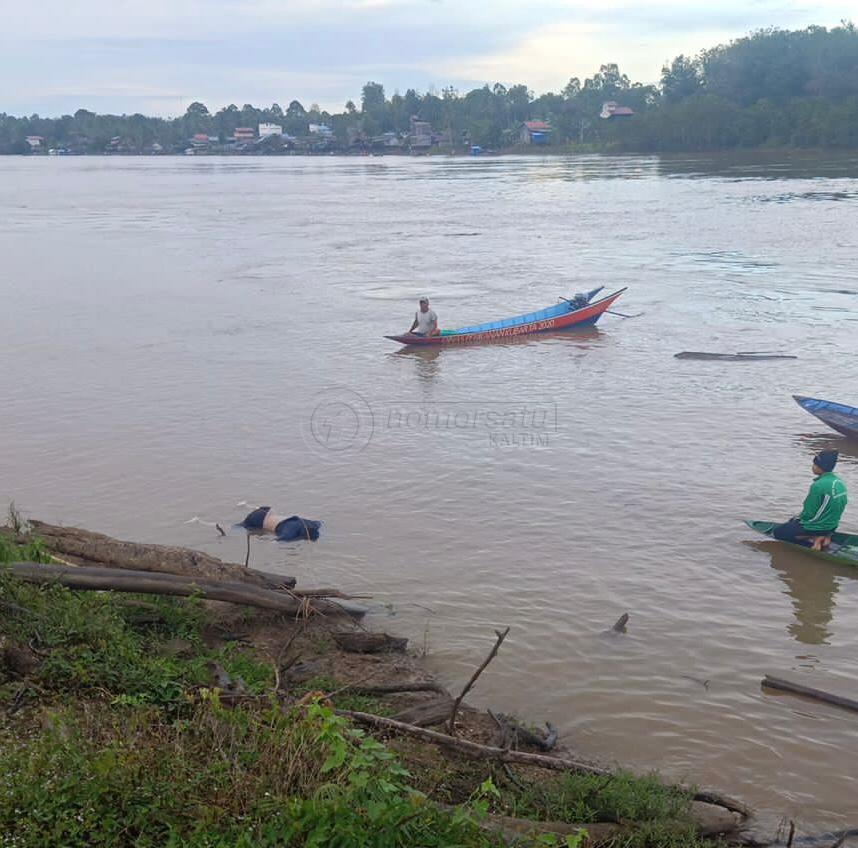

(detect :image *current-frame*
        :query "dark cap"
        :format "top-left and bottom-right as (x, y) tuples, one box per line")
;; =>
(814, 450), (838, 472)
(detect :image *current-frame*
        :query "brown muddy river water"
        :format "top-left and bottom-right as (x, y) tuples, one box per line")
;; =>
(2, 154), (858, 826)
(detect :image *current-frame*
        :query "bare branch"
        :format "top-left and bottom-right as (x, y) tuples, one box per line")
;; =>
(448, 626), (510, 736)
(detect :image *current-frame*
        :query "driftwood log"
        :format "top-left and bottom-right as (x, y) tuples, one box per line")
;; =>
(762, 674), (858, 713)
(674, 351), (797, 362)
(344, 708), (611, 773)
(10, 520), (295, 590)
(339, 709), (747, 826)
(333, 631), (408, 654)
(5, 561), (365, 617)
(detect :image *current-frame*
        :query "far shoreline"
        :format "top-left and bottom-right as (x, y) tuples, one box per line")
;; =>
(7, 145), (858, 159)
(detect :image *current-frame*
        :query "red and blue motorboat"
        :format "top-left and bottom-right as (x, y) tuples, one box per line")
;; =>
(794, 395), (858, 440)
(385, 287), (627, 346)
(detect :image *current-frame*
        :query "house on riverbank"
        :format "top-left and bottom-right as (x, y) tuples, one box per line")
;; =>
(600, 101), (635, 119)
(520, 121), (551, 144)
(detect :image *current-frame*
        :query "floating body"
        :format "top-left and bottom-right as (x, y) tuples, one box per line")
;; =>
(793, 395), (858, 440)
(745, 520), (858, 565)
(385, 288), (626, 347)
(241, 507), (321, 541)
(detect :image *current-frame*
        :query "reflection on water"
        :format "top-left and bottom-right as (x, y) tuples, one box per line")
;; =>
(749, 541), (850, 646)
(656, 151), (858, 180)
(389, 347), (443, 384)
(387, 328), (607, 383)
(795, 433), (858, 466)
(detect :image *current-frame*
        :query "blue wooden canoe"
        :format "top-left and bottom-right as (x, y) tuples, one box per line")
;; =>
(793, 395), (858, 440)
(385, 287), (626, 346)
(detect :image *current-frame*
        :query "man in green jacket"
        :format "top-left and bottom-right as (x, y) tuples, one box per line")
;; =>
(773, 450), (848, 547)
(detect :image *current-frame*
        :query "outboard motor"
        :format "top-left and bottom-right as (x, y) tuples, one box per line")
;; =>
(566, 286), (604, 309)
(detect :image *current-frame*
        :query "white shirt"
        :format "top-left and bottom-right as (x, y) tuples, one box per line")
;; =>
(415, 308), (437, 334)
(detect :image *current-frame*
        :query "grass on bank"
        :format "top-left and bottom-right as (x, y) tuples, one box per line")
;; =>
(0, 541), (710, 848)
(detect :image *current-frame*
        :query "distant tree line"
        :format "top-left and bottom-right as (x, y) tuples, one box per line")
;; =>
(1, 24), (857, 154)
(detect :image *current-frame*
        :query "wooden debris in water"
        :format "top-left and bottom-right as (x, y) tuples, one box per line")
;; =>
(674, 351), (798, 361)
(612, 613), (630, 633)
(762, 674), (858, 713)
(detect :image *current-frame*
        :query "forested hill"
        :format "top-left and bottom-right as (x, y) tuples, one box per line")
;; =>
(2, 24), (857, 154)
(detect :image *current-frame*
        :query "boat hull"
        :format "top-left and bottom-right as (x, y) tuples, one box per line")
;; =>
(745, 519), (858, 566)
(385, 288), (626, 346)
(793, 395), (858, 440)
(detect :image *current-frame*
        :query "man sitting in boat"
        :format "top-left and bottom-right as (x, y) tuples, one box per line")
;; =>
(408, 297), (440, 337)
(773, 451), (848, 548)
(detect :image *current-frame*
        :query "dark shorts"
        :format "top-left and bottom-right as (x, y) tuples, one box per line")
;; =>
(772, 518), (831, 547)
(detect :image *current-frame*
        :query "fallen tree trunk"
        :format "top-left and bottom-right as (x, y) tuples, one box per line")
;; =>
(5, 562), (365, 617)
(341, 708), (610, 773)
(10, 520), (294, 590)
(339, 709), (746, 827)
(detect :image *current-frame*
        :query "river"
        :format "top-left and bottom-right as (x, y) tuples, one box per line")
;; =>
(2, 153), (857, 826)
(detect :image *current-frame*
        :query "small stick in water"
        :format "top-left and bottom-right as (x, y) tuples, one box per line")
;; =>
(612, 613), (629, 633)
(215, 523), (226, 537)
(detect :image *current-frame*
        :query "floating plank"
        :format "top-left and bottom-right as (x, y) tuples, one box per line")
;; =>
(675, 351), (797, 361)
(762, 674), (858, 713)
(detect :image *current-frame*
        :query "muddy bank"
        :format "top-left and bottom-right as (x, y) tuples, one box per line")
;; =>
(0, 519), (810, 846)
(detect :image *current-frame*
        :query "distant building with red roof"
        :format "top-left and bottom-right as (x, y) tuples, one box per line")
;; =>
(600, 101), (635, 119)
(520, 121), (551, 145)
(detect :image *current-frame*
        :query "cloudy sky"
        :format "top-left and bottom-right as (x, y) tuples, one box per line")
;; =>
(0, 0), (852, 117)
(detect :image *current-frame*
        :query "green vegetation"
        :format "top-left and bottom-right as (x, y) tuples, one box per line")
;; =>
(0, 568), (270, 709)
(507, 772), (692, 824)
(0, 566), (709, 847)
(1, 24), (856, 154)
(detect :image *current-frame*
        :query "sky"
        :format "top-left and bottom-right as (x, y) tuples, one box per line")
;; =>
(0, 0), (853, 117)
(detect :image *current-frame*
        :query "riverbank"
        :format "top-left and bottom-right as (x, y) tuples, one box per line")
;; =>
(0, 520), (750, 847)
(8, 143), (858, 158)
